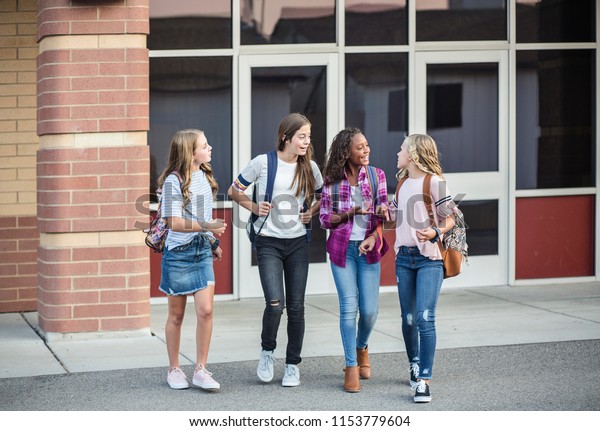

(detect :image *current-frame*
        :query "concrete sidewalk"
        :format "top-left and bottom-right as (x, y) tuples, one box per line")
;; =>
(1, 282), (599, 379)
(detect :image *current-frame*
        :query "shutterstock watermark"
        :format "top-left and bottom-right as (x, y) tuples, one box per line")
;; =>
(133, 181), (465, 232)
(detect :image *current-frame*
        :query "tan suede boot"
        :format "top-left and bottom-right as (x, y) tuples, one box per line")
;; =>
(343, 366), (360, 393)
(356, 346), (371, 379)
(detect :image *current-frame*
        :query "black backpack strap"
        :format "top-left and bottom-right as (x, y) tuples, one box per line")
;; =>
(265, 150), (278, 202)
(250, 151), (277, 224)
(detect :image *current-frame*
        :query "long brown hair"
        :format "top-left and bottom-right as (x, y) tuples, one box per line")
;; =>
(323, 127), (363, 185)
(157, 129), (218, 204)
(396, 134), (444, 181)
(277, 113), (317, 206)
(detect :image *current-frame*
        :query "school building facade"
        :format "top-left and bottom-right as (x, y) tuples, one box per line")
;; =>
(0, 0), (598, 337)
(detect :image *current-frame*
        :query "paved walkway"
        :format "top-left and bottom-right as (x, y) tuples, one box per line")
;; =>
(1, 282), (599, 413)
(2, 282), (599, 378)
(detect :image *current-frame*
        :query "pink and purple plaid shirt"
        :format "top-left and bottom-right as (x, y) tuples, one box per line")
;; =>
(319, 166), (389, 268)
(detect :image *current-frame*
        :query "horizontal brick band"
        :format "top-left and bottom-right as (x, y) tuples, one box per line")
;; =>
(37, 2), (149, 40)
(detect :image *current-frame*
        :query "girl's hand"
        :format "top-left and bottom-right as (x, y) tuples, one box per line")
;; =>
(299, 208), (312, 224)
(204, 219), (227, 236)
(416, 227), (436, 242)
(212, 246), (222, 261)
(352, 205), (370, 216)
(375, 204), (390, 221)
(256, 201), (272, 217)
(358, 235), (376, 255)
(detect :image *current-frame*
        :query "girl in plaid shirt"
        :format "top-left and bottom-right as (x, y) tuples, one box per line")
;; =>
(319, 127), (389, 393)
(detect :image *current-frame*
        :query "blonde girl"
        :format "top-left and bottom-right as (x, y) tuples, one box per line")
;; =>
(158, 129), (227, 391)
(389, 134), (455, 403)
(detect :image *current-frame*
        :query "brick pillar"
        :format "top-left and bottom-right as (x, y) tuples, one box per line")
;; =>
(36, 0), (151, 337)
(0, 0), (39, 312)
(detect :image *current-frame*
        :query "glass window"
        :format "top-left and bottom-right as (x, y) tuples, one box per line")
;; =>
(345, 0), (407, 46)
(426, 63), (499, 173)
(149, 0), (232, 49)
(149, 57), (232, 200)
(516, 50), (595, 189)
(459, 200), (498, 256)
(516, 0), (595, 43)
(241, 0), (335, 45)
(345, 53), (408, 194)
(416, 0), (506, 42)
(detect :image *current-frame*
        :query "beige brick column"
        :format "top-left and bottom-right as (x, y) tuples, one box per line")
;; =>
(0, 0), (39, 312)
(36, 0), (151, 337)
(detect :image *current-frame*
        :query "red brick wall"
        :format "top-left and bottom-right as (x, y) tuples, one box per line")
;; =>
(36, 46), (149, 134)
(0, 217), (39, 312)
(36, 0), (151, 334)
(37, 147), (149, 232)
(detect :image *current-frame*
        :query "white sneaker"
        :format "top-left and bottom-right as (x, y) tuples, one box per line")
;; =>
(257, 350), (275, 382)
(167, 367), (189, 389)
(282, 364), (300, 387)
(192, 364), (220, 390)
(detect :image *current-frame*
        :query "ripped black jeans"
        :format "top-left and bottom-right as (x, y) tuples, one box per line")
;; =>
(255, 235), (309, 365)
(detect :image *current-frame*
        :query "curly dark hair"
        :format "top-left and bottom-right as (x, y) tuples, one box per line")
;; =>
(322, 127), (363, 185)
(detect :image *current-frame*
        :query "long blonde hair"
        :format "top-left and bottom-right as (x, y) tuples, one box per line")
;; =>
(277, 113), (318, 206)
(396, 134), (444, 181)
(157, 129), (218, 204)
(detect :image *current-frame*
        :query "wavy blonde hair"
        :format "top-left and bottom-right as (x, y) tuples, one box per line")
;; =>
(157, 129), (218, 205)
(396, 134), (444, 181)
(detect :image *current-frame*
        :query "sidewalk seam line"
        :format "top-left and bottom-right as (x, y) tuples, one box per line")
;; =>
(20, 312), (70, 374)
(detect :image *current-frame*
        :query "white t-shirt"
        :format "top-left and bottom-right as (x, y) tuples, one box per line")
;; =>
(233, 153), (324, 239)
(349, 185), (369, 241)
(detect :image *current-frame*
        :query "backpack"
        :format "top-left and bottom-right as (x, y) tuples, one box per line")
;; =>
(144, 172), (182, 253)
(246, 151), (312, 245)
(332, 165), (384, 253)
(395, 174), (468, 278)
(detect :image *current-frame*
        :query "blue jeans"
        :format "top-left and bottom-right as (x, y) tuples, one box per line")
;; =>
(330, 241), (380, 367)
(255, 235), (309, 365)
(395, 246), (443, 380)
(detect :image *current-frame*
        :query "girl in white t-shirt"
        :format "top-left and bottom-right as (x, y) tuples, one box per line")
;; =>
(228, 113), (323, 387)
(389, 134), (456, 404)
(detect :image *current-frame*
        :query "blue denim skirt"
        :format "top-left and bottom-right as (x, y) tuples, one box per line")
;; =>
(159, 235), (215, 296)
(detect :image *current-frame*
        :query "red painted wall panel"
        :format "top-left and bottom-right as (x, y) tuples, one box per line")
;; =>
(150, 208), (233, 297)
(380, 228), (397, 286)
(516, 196), (595, 279)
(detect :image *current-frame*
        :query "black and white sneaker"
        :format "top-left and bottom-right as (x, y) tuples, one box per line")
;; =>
(409, 363), (419, 389)
(414, 380), (432, 403)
